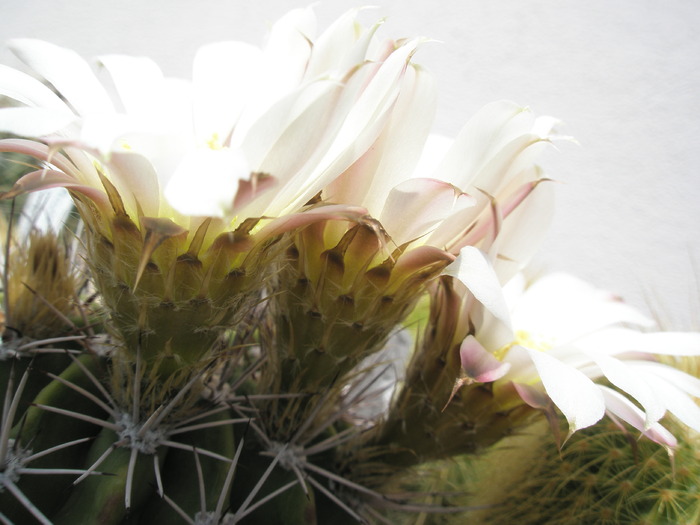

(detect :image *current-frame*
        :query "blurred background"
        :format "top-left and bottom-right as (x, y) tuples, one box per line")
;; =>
(2, 0), (699, 329)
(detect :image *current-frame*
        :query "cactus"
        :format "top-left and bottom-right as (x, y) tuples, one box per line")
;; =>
(507, 420), (699, 524)
(1, 7), (699, 525)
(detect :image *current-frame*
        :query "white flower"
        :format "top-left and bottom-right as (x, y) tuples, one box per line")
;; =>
(0, 8), (420, 228)
(464, 272), (700, 447)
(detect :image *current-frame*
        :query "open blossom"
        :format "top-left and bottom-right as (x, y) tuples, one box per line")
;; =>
(0, 7), (419, 228)
(259, 95), (562, 400)
(0, 8), (432, 370)
(460, 272), (700, 446)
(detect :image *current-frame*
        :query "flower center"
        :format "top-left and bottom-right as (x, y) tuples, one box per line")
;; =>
(494, 329), (553, 360)
(205, 132), (223, 150)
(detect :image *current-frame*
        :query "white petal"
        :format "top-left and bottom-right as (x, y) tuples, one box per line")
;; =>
(305, 8), (379, 79)
(587, 352), (666, 428)
(263, 40), (421, 216)
(346, 63), (437, 217)
(192, 41), (262, 142)
(0, 107), (77, 136)
(9, 39), (114, 116)
(576, 329), (700, 357)
(432, 100), (532, 190)
(242, 80), (341, 177)
(627, 361), (700, 397)
(524, 346), (606, 435)
(164, 147), (249, 217)
(491, 173), (555, 283)
(98, 54), (165, 116)
(0, 63), (72, 111)
(443, 246), (512, 330)
(634, 372), (700, 433)
(107, 151), (162, 218)
(512, 275), (654, 346)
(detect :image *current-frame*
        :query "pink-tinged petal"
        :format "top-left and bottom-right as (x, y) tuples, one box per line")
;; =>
(98, 54), (165, 117)
(379, 178), (473, 246)
(392, 245), (455, 276)
(512, 382), (550, 409)
(0, 138), (85, 181)
(586, 352), (665, 428)
(9, 39), (114, 116)
(524, 346), (606, 436)
(443, 246), (512, 332)
(576, 329), (700, 357)
(599, 386), (677, 448)
(460, 335), (511, 383)
(0, 168), (108, 210)
(192, 41), (262, 142)
(164, 147), (249, 218)
(0, 107), (78, 136)
(232, 173), (277, 211)
(253, 204), (369, 240)
(0, 63), (72, 111)
(511, 381), (564, 445)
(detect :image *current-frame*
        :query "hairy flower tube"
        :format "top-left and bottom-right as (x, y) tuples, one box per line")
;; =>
(0, 8), (428, 380)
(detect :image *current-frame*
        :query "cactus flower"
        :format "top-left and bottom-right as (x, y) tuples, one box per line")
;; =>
(468, 272), (700, 446)
(0, 8), (425, 375)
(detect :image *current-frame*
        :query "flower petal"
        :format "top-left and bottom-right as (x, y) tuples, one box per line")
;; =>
(599, 386), (677, 448)
(379, 179), (474, 247)
(98, 54), (165, 117)
(586, 352), (666, 428)
(460, 335), (511, 383)
(523, 346), (606, 436)
(627, 361), (700, 397)
(163, 147), (249, 217)
(0, 107), (77, 136)
(192, 41), (262, 142)
(9, 39), (114, 116)
(576, 329), (700, 357)
(0, 63), (72, 111)
(443, 246), (512, 333)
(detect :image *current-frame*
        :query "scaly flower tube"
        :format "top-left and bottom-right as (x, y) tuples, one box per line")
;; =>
(0, 8), (422, 377)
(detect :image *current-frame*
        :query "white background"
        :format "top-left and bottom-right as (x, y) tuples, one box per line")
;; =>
(2, 0), (699, 329)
